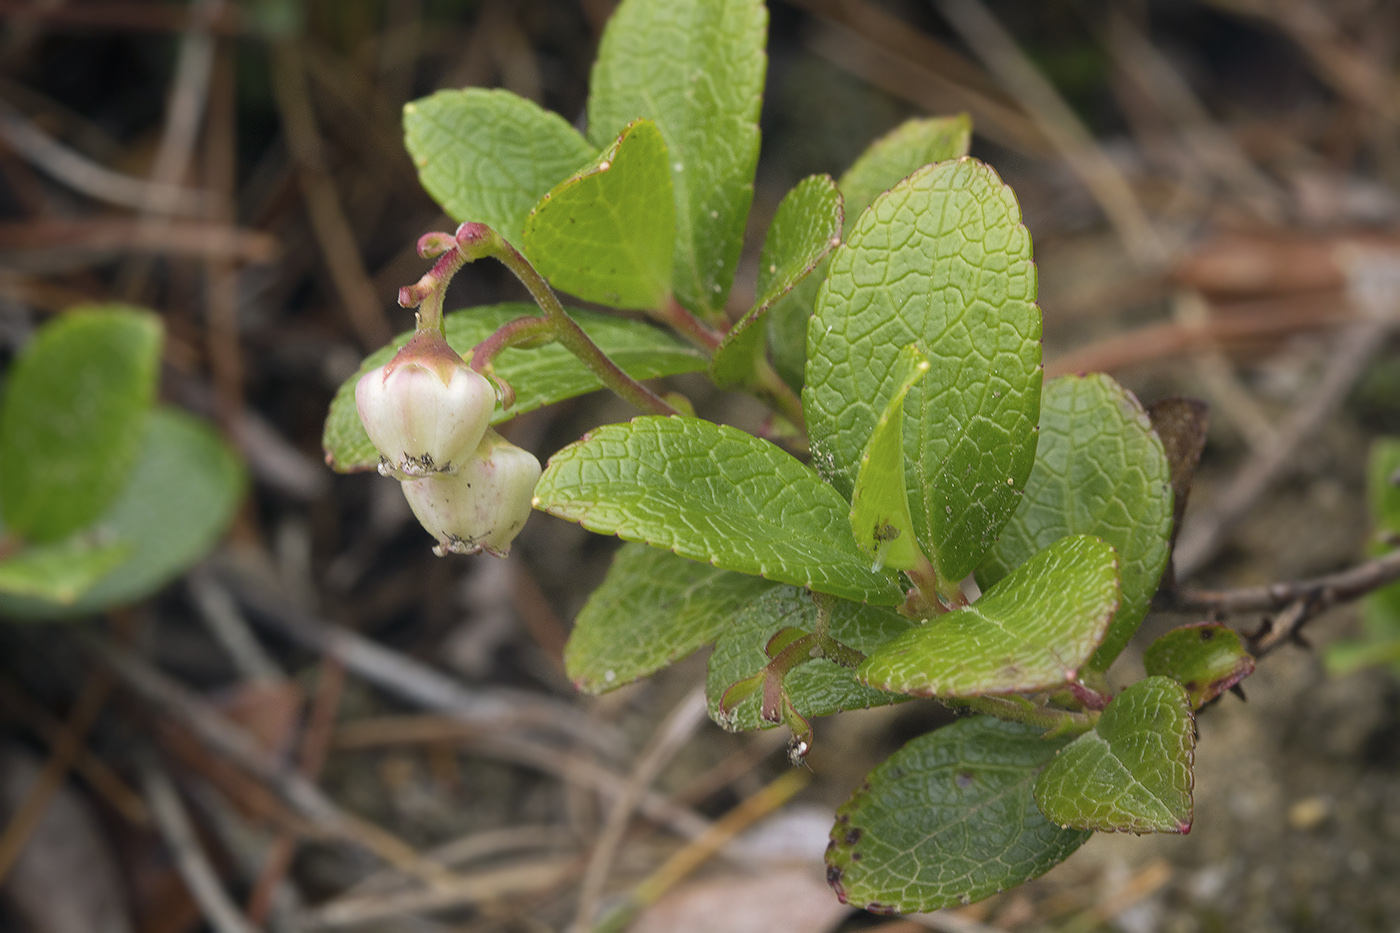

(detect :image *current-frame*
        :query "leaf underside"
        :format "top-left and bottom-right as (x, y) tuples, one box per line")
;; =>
(566, 543), (779, 693)
(826, 716), (1090, 914)
(849, 345), (927, 573)
(706, 587), (913, 731)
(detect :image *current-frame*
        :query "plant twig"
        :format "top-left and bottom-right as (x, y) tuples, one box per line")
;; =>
(331, 716), (716, 843)
(1166, 548), (1400, 616)
(0, 98), (207, 214)
(246, 657), (346, 926)
(141, 760), (259, 933)
(593, 768), (812, 933)
(936, 0), (1167, 266)
(1174, 317), (1393, 579)
(270, 38), (390, 349)
(0, 672), (112, 884)
(213, 562), (627, 758)
(571, 685), (710, 933)
(79, 633), (452, 883)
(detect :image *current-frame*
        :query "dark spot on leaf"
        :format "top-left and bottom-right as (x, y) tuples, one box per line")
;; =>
(835, 812), (850, 825)
(844, 828), (863, 845)
(1198, 629), (1215, 641)
(850, 851), (862, 861)
(956, 771), (975, 788)
(1184, 680), (1199, 692)
(826, 864), (844, 887)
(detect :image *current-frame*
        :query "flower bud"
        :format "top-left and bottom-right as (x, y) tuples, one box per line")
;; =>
(355, 331), (495, 479)
(400, 429), (542, 557)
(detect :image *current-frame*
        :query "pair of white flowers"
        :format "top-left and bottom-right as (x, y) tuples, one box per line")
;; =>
(355, 332), (540, 557)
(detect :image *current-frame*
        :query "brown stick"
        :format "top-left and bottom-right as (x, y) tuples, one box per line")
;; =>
(1166, 548), (1400, 616)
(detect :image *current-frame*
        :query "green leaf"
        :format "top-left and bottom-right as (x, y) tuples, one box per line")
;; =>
(849, 345), (928, 573)
(1143, 623), (1254, 710)
(826, 716), (1090, 914)
(402, 88), (597, 250)
(533, 416), (903, 604)
(979, 374), (1173, 671)
(566, 543), (778, 693)
(587, 0), (766, 316)
(765, 274), (818, 392)
(322, 304), (706, 473)
(1034, 676), (1195, 834)
(858, 535), (1120, 698)
(711, 175), (842, 388)
(0, 537), (130, 604)
(523, 119), (675, 310)
(1325, 439), (1400, 675)
(838, 115), (973, 230)
(805, 158), (1042, 587)
(706, 587), (913, 731)
(0, 408), (245, 620)
(0, 307), (162, 543)
(764, 115), (972, 392)
(1368, 437), (1400, 537)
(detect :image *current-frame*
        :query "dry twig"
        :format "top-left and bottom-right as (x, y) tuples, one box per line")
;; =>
(572, 685), (710, 933)
(141, 760), (259, 933)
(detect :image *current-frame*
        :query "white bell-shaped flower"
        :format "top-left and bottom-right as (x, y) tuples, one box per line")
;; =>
(355, 332), (495, 479)
(400, 429), (542, 557)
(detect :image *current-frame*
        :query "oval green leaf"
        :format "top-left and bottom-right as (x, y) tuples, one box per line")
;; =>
(0, 407), (245, 620)
(403, 88), (597, 250)
(1143, 622), (1254, 710)
(0, 537), (130, 604)
(1034, 676), (1195, 834)
(838, 114), (973, 228)
(849, 345), (928, 573)
(711, 175), (842, 388)
(767, 115), (973, 390)
(523, 119), (675, 311)
(826, 716), (1089, 914)
(566, 542), (779, 693)
(805, 158), (1043, 587)
(322, 304), (706, 473)
(0, 307), (162, 543)
(858, 535), (1120, 698)
(587, 0), (766, 316)
(533, 416), (903, 605)
(978, 374), (1174, 671)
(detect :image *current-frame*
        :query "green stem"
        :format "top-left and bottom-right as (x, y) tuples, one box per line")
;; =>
(468, 315), (552, 372)
(753, 358), (805, 430)
(946, 695), (1094, 734)
(472, 226), (680, 417)
(905, 556), (965, 616)
(660, 295), (724, 351)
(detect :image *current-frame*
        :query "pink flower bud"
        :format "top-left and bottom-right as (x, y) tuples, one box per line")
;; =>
(355, 332), (495, 479)
(400, 430), (542, 557)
